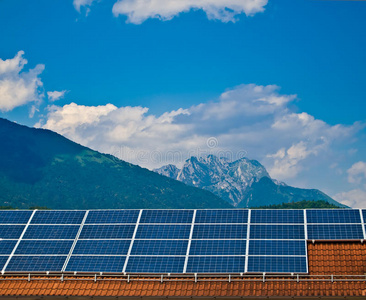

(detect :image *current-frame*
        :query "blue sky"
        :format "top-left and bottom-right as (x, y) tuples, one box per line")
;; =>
(0, 0), (366, 207)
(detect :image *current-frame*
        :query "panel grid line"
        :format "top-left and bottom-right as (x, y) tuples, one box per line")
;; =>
(244, 209), (251, 273)
(61, 210), (89, 272)
(1, 209), (37, 274)
(122, 209), (142, 273)
(183, 209), (196, 273)
(360, 209), (366, 240)
(304, 210), (308, 240)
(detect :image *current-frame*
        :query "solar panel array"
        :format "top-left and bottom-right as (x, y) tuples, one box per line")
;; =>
(0, 209), (365, 274)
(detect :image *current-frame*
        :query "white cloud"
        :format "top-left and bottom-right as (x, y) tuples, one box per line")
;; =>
(0, 51), (45, 112)
(47, 90), (67, 102)
(347, 161), (366, 184)
(73, 0), (97, 14)
(333, 189), (366, 208)
(38, 83), (361, 184)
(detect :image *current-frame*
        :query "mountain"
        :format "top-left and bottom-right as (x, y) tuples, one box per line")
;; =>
(0, 118), (231, 209)
(154, 155), (344, 208)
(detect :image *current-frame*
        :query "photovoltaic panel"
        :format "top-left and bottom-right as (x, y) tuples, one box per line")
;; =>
(73, 240), (131, 255)
(189, 240), (246, 256)
(131, 240), (188, 256)
(31, 211), (86, 224)
(0, 256), (9, 270)
(85, 210), (139, 224)
(15, 240), (73, 255)
(135, 225), (191, 239)
(0, 240), (17, 255)
(250, 225), (305, 239)
(6, 256), (67, 272)
(195, 210), (248, 224)
(66, 256), (126, 273)
(0, 211), (32, 224)
(0, 225), (25, 239)
(192, 224), (247, 239)
(126, 256), (185, 273)
(306, 209), (361, 224)
(307, 224), (364, 240)
(248, 240), (306, 256)
(247, 256), (307, 273)
(186, 256), (245, 273)
(251, 210), (304, 224)
(80, 225), (135, 239)
(23, 225), (79, 240)
(140, 210), (193, 224)
(362, 210), (366, 223)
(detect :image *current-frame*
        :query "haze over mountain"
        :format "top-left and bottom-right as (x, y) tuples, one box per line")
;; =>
(0, 118), (231, 209)
(154, 155), (344, 208)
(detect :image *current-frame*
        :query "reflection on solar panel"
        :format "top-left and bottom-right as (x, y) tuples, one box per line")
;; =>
(7, 256), (67, 272)
(0, 209), (365, 274)
(186, 256), (246, 273)
(66, 256), (126, 273)
(126, 256), (185, 273)
(0, 211), (32, 224)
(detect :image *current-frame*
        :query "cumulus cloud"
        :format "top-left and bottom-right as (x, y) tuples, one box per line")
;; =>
(38, 83), (361, 183)
(334, 189), (366, 208)
(47, 90), (67, 102)
(347, 161), (366, 184)
(73, 0), (97, 14)
(0, 51), (45, 112)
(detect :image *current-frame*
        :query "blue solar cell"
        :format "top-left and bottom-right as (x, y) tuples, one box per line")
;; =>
(307, 224), (364, 240)
(306, 209), (361, 224)
(186, 256), (245, 273)
(66, 256), (126, 273)
(247, 256), (307, 273)
(15, 240), (73, 255)
(131, 240), (188, 255)
(189, 240), (246, 255)
(248, 240), (306, 256)
(250, 225), (305, 239)
(23, 225), (79, 239)
(0, 256), (9, 270)
(31, 211), (86, 224)
(6, 256), (67, 272)
(251, 210), (304, 224)
(0, 211), (32, 224)
(195, 210), (248, 224)
(0, 225), (25, 239)
(73, 240), (131, 255)
(136, 225), (191, 239)
(362, 210), (366, 223)
(192, 224), (247, 239)
(140, 210), (193, 224)
(86, 210), (139, 224)
(126, 256), (185, 273)
(0, 240), (17, 255)
(80, 225), (135, 239)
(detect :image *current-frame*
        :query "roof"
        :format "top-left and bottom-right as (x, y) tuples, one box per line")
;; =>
(0, 242), (366, 298)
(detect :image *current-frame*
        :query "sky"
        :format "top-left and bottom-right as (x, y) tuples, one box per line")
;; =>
(0, 0), (366, 207)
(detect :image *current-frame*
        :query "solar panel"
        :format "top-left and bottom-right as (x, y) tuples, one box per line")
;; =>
(192, 224), (247, 239)
(23, 225), (79, 239)
(307, 224), (364, 240)
(189, 240), (247, 255)
(135, 225), (191, 239)
(250, 225), (305, 239)
(15, 240), (73, 255)
(0, 211), (32, 224)
(140, 210), (193, 224)
(66, 256), (126, 273)
(0, 256), (9, 270)
(251, 210), (304, 224)
(248, 240), (306, 256)
(247, 256), (307, 273)
(85, 210), (139, 224)
(73, 240), (131, 255)
(131, 240), (188, 256)
(126, 256), (185, 273)
(7, 256), (67, 272)
(31, 211), (86, 224)
(195, 210), (248, 223)
(0, 240), (17, 255)
(0, 225), (25, 239)
(306, 209), (361, 224)
(186, 256), (245, 273)
(80, 225), (135, 239)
